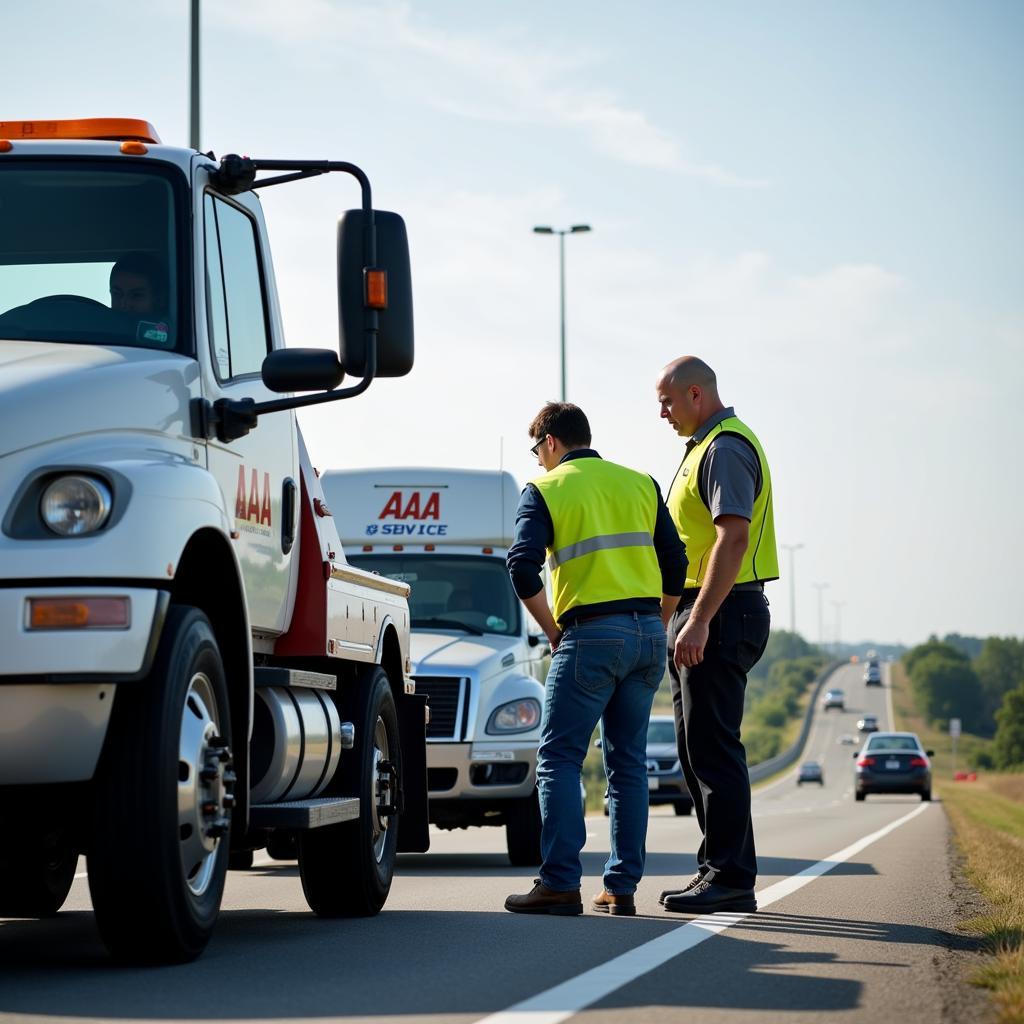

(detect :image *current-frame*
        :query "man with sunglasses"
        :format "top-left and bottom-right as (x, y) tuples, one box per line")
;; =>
(504, 402), (685, 916)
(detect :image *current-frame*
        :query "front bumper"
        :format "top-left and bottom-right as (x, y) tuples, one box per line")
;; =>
(0, 586), (168, 784)
(426, 740), (538, 801)
(0, 586), (167, 679)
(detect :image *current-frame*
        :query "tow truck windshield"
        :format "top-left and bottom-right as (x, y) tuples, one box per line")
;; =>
(0, 161), (184, 352)
(348, 554), (521, 637)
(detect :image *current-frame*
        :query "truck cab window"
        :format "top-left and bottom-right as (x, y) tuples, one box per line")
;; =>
(0, 163), (181, 351)
(203, 194), (269, 379)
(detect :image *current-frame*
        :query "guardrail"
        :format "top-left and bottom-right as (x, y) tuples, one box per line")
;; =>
(747, 660), (844, 784)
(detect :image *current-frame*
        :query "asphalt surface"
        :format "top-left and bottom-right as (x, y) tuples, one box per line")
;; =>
(0, 662), (990, 1023)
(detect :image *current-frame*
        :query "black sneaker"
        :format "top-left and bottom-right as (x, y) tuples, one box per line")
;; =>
(658, 871), (705, 905)
(663, 879), (757, 914)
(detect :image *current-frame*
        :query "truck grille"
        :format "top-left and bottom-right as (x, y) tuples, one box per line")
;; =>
(413, 676), (467, 740)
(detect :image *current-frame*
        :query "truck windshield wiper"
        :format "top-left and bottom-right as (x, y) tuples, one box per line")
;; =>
(411, 617), (485, 636)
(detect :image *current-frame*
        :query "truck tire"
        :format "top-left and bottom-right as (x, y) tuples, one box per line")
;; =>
(266, 832), (298, 860)
(87, 606), (234, 963)
(506, 790), (542, 867)
(299, 667), (400, 917)
(0, 827), (76, 917)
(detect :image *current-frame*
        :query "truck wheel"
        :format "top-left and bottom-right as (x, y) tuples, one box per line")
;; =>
(87, 606), (234, 963)
(299, 667), (400, 917)
(266, 832), (298, 860)
(0, 827), (77, 917)
(506, 790), (542, 867)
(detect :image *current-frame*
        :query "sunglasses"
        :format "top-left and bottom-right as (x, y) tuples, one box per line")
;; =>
(530, 435), (548, 457)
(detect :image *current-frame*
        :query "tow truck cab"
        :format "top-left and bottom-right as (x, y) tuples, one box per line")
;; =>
(322, 468), (550, 865)
(0, 117), (427, 962)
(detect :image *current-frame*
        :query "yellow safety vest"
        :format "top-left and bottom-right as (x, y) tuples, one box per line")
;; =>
(532, 457), (662, 623)
(666, 416), (779, 589)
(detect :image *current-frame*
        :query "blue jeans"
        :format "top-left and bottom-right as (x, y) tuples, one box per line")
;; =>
(536, 612), (666, 894)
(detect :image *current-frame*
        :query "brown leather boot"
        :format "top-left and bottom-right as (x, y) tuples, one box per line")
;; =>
(591, 890), (636, 916)
(505, 879), (583, 916)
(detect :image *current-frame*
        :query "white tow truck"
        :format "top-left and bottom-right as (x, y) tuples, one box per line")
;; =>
(0, 117), (429, 962)
(322, 468), (549, 864)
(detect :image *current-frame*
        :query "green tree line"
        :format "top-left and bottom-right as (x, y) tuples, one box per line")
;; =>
(743, 631), (828, 764)
(903, 634), (1024, 769)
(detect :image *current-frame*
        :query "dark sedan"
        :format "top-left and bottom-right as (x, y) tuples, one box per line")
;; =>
(854, 732), (933, 801)
(797, 760), (824, 785)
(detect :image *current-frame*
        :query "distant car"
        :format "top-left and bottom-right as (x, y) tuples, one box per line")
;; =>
(601, 715), (693, 816)
(858, 714), (880, 733)
(863, 663), (882, 686)
(797, 761), (824, 785)
(854, 731), (934, 801)
(822, 688), (845, 711)
(837, 734), (858, 745)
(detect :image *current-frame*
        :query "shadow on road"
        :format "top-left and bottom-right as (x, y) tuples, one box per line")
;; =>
(393, 849), (882, 880)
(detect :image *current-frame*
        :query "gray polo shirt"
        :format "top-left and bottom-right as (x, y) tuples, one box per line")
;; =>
(683, 407), (762, 521)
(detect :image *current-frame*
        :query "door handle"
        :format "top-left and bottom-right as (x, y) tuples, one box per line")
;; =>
(281, 477), (297, 555)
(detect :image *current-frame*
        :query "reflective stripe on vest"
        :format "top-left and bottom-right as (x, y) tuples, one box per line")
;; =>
(548, 530), (655, 571)
(532, 457), (662, 622)
(666, 416), (779, 589)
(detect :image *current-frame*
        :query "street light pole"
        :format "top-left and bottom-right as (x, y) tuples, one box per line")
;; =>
(533, 224), (592, 402)
(781, 542), (803, 635)
(189, 0), (201, 150)
(812, 582), (829, 650)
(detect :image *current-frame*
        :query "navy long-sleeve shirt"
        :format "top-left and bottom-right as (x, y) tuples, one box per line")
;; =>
(506, 449), (687, 625)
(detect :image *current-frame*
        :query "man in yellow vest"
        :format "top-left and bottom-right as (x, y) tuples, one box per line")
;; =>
(655, 356), (778, 915)
(504, 402), (686, 916)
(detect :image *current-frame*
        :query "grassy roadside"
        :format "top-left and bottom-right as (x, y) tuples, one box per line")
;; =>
(892, 662), (1024, 1023)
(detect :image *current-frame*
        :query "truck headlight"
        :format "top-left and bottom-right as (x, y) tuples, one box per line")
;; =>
(40, 475), (112, 536)
(486, 698), (541, 735)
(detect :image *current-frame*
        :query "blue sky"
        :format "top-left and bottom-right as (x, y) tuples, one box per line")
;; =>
(3, 1), (1022, 646)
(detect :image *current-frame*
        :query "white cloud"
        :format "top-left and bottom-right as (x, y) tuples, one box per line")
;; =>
(205, 0), (767, 187)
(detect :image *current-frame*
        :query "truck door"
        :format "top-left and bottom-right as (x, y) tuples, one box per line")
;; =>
(201, 190), (298, 635)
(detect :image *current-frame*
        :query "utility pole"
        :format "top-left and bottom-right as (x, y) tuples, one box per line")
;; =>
(781, 543), (803, 635)
(189, 0), (201, 150)
(812, 582), (829, 650)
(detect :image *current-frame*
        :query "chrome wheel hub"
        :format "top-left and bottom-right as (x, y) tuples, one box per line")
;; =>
(177, 672), (234, 897)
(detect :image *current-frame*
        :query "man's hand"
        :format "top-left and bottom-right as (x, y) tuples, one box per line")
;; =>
(674, 618), (710, 669)
(549, 630), (564, 652)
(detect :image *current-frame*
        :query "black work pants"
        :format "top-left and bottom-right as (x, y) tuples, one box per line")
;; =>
(667, 589), (770, 890)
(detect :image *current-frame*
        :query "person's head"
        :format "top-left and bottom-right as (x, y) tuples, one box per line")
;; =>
(528, 402), (591, 472)
(109, 253), (166, 315)
(655, 356), (723, 438)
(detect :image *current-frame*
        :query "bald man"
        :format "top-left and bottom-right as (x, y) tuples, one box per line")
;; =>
(655, 356), (779, 915)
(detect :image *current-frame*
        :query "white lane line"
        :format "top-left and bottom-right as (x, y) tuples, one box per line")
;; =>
(474, 802), (930, 1024)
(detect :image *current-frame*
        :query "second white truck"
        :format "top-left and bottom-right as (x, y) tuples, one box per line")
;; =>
(322, 468), (549, 864)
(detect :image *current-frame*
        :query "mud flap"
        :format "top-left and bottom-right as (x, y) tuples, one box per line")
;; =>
(396, 692), (429, 852)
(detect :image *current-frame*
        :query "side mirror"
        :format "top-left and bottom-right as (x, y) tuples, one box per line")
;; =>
(852, 752), (859, 759)
(337, 209), (414, 378)
(262, 348), (345, 394)
(528, 633), (545, 647)
(926, 749), (935, 757)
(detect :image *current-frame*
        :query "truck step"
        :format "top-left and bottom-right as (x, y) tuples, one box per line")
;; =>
(254, 666), (337, 691)
(250, 796), (359, 829)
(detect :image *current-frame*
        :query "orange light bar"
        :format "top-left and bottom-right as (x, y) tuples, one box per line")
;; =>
(364, 268), (388, 309)
(28, 596), (130, 630)
(0, 118), (161, 143)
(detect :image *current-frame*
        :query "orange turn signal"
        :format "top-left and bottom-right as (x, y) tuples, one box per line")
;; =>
(364, 268), (388, 310)
(0, 141), (11, 153)
(28, 596), (130, 630)
(120, 140), (148, 155)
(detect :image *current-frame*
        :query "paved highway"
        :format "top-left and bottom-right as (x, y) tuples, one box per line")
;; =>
(0, 662), (987, 1023)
